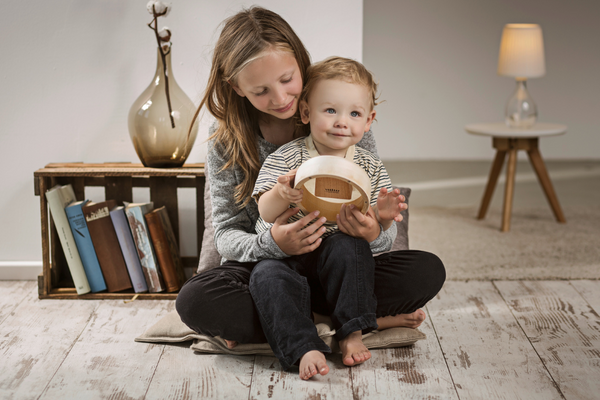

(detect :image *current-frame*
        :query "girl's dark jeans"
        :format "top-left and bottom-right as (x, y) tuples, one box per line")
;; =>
(176, 235), (446, 369)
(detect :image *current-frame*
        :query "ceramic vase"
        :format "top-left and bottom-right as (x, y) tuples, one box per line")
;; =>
(128, 48), (199, 168)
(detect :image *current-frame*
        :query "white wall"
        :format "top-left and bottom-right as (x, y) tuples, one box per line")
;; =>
(0, 0), (362, 268)
(364, 0), (600, 160)
(4, 0), (599, 269)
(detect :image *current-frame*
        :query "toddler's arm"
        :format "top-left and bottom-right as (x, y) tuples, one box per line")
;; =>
(258, 169), (303, 223)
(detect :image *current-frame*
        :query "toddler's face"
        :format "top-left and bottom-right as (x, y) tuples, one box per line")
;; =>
(300, 79), (375, 157)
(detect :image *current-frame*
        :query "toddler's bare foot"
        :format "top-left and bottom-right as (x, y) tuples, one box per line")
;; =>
(339, 331), (371, 367)
(299, 350), (329, 380)
(376, 309), (426, 330)
(224, 339), (238, 349)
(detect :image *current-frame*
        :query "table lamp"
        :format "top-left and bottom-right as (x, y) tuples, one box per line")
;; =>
(497, 24), (546, 128)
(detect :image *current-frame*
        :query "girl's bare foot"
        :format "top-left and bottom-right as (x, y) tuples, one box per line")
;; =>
(376, 309), (426, 330)
(299, 350), (329, 380)
(339, 331), (371, 367)
(224, 339), (238, 349)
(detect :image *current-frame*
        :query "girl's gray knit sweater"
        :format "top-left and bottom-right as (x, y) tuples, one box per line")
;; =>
(206, 127), (396, 263)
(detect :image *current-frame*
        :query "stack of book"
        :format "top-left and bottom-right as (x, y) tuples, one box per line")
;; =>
(46, 184), (186, 295)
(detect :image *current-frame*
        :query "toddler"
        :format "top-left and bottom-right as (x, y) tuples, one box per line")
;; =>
(250, 56), (405, 380)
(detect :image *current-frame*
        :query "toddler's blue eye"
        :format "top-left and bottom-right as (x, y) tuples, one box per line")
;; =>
(351, 111), (360, 117)
(326, 108), (335, 114)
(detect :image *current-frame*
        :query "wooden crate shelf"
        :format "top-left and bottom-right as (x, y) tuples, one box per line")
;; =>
(34, 162), (205, 300)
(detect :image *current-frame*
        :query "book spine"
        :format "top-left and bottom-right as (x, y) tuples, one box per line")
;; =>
(145, 211), (180, 292)
(45, 187), (91, 295)
(110, 208), (149, 293)
(65, 202), (107, 293)
(157, 208), (187, 287)
(126, 207), (165, 293)
(83, 201), (132, 293)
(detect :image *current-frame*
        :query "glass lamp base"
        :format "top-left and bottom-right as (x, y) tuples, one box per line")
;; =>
(505, 79), (537, 128)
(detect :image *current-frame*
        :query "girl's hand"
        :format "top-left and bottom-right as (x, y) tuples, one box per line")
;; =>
(376, 188), (406, 222)
(271, 207), (327, 255)
(336, 204), (380, 243)
(276, 169), (303, 204)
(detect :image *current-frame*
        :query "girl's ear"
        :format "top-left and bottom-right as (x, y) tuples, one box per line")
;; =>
(364, 110), (376, 132)
(299, 100), (310, 124)
(229, 81), (246, 98)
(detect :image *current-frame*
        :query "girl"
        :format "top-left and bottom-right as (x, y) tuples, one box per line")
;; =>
(175, 6), (445, 380)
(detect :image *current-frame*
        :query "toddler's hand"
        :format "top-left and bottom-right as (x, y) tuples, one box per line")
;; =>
(276, 169), (303, 204)
(376, 188), (406, 222)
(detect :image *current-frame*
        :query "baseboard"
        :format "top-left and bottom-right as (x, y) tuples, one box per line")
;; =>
(394, 166), (600, 191)
(0, 262), (43, 280)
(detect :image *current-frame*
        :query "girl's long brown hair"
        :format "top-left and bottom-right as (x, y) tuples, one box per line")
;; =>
(189, 6), (311, 207)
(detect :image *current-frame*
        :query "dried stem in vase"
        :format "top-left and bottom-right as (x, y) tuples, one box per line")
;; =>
(148, 5), (175, 128)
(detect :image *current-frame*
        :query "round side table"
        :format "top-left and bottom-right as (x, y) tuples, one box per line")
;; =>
(465, 123), (567, 232)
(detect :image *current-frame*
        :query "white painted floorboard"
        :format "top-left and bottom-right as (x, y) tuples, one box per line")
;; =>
(496, 281), (600, 400)
(0, 281), (36, 325)
(39, 300), (174, 400)
(0, 288), (99, 400)
(428, 281), (562, 400)
(146, 347), (255, 400)
(350, 319), (458, 400)
(2, 280), (599, 399)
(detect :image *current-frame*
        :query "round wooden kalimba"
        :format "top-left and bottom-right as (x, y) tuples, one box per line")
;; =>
(294, 156), (371, 222)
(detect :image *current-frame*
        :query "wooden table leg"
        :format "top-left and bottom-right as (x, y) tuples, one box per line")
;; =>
(527, 142), (567, 223)
(501, 148), (518, 232)
(478, 150), (506, 219)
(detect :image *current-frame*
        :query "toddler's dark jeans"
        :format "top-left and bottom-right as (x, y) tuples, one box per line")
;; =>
(249, 232), (378, 369)
(176, 236), (446, 369)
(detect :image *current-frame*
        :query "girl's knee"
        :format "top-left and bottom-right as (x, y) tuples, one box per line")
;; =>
(415, 251), (446, 292)
(176, 268), (250, 329)
(175, 278), (208, 330)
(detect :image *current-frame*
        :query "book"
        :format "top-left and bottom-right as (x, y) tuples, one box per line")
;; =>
(124, 202), (165, 293)
(82, 200), (132, 292)
(45, 185), (91, 295)
(145, 206), (186, 292)
(110, 206), (149, 293)
(65, 200), (107, 293)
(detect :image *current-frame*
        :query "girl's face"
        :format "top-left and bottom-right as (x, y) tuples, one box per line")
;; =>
(231, 50), (303, 121)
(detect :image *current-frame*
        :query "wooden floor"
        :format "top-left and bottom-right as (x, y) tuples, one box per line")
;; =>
(2, 280), (600, 400)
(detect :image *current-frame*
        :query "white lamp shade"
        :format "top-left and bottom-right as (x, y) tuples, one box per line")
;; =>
(497, 24), (546, 78)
